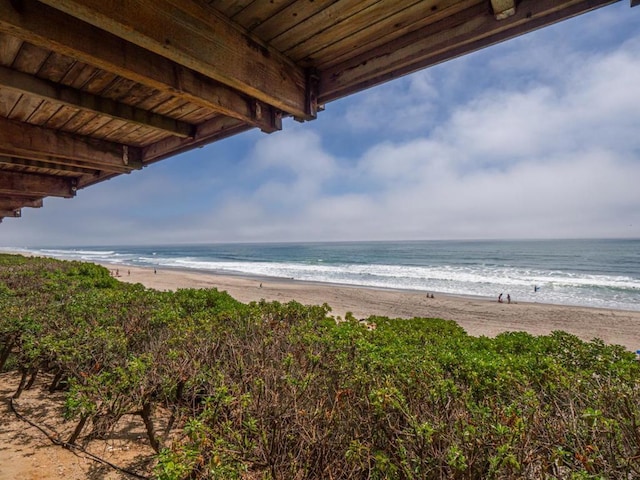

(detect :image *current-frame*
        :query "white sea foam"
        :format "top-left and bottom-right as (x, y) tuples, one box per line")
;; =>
(7, 242), (640, 312)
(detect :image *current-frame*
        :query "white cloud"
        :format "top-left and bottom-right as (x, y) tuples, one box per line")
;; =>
(343, 71), (439, 134)
(2, 6), (639, 245)
(217, 34), (640, 242)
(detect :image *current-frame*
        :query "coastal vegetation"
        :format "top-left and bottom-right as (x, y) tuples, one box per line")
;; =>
(1, 254), (639, 479)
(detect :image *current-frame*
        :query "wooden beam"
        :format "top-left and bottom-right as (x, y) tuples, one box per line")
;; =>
(0, 155), (101, 175)
(0, 0), (287, 130)
(0, 117), (141, 173)
(320, 0), (620, 102)
(491, 0), (517, 20)
(0, 209), (20, 217)
(0, 66), (194, 138)
(39, 0), (311, 119)
(0, 171), (76, 198)
(142, 116), (253, 164)
(0, 197), (43, 209)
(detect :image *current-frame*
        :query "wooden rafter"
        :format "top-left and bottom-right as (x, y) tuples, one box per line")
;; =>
(0, 117), (141, 173)
(39, 0), (313, 119)
(0, 208), (21, 217)
(0, 66), (194, 138)
(0, 171), (76, 198)
(143, 116), (252, 164)
(320, 0), (620, 102)
(491, 0), (517, 19)
(0, 197), (43, 209)
(0, 0), (626, 226)
(0, 0), (284, 132)
(0, 155), (101, 175)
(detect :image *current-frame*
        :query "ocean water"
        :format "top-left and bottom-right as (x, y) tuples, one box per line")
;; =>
(4, 239), (640, 312)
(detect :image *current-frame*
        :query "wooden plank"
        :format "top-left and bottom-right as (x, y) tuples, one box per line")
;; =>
(132, 129), (168, 148)
(134, 90), (174, 112)
(110, 124), (149, 146)
(232, 0), (297, 31)
(57, 109), (96, 133)
(312, 0), (480, 70)
(23, 99), (61, 126)
(0, 209), (21, 217)
(118, 82), (156, 108)
(151, 97), (191, 117)
(75, 114), (114, 137)
(35, 0), (310, 120)
(0, 66), (194, 137)
(44, 104), (80, 129)
(61, 62), (99, 89)
(0, 155), (100, 175)
(0, 197), (43, 209)
(11, 42), (49, 74)
(100, 77), (138, 102)
(0, 151), (116, 175)
(0, 89), (21, 117)
(36, 51), (77, 82)
(491, 0), (517, 19)
(210, 1), (258, 21)
(162, 102), (202, 121)
(0, 116), (142, 172)
(0, 170), (77, 198)
(0, 33), (23, 65)
(179, 107), (216, 125)
(82, 70), (119, 95)
(270, 0), (381, 51)
(284, 0), (421, 61)
(0, 0), (284, 131)
(320, 0), (619, 102)
(142, 116), (253, 164)
(6, 93), (43, 122)
(251, 0), (338, 42)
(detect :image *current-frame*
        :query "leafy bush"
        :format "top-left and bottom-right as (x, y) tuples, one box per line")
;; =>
(1, 254), (639, 479)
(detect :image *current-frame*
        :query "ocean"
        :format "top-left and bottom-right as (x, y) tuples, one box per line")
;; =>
(4, 239), (640, 312)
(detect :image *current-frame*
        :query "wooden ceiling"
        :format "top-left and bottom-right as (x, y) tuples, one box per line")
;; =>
(0, 0), (627, 223)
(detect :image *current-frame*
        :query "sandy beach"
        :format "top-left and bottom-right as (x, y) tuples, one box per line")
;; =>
(108, 264), (640, 353)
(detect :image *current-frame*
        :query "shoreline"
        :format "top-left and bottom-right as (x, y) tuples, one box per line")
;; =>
(4, 247), (638, 313)
(104, 263), (640, 352)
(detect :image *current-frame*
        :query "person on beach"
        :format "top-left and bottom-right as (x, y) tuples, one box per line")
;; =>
(507, 294), (511, 304)
(498, 293), (503, 303)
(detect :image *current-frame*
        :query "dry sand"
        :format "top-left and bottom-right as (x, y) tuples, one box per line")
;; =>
(0, 371), (156, 480)
(3, 262), (640, 479)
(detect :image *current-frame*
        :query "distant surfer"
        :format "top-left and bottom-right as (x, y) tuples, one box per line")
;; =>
(534, 285), (539, 292)
(498, 293), (503, 303)
(507, 294), (511, 304)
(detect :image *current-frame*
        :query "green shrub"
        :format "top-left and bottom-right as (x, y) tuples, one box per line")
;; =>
(1, 254), (638, 479)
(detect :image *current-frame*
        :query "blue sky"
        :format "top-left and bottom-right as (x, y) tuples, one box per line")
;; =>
(2, 3), (640, 246)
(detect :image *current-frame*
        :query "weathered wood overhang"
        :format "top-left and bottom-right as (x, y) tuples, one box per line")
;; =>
(0, 0), (630, 223)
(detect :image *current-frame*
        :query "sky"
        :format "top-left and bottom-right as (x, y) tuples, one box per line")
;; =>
(2, 3), (640, 247)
